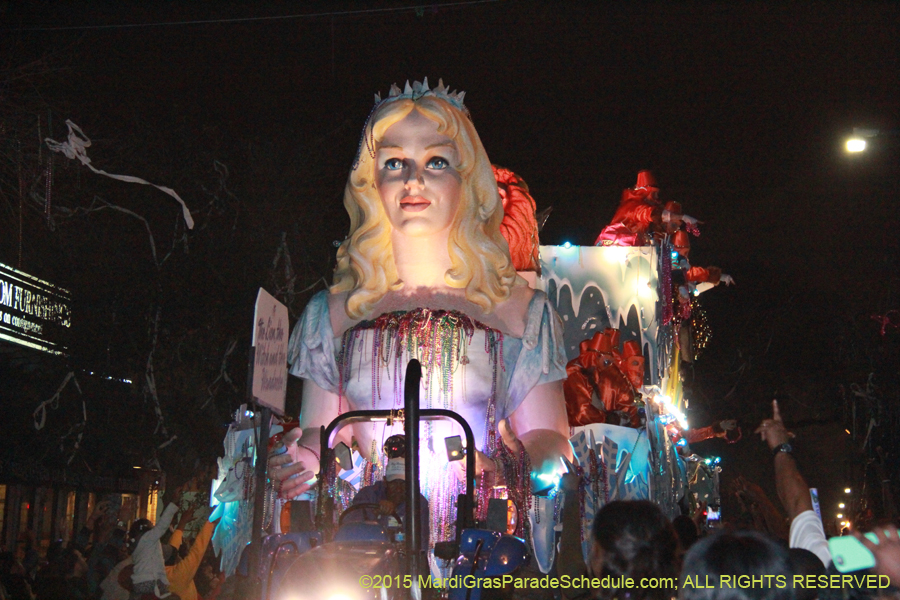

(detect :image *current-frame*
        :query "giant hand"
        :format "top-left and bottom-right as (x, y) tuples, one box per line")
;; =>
(268, 426), (319, 500)
(508, 381), (574, 492)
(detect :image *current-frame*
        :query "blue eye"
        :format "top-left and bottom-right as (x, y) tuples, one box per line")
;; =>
(384, 158), (403, 170)
(427, 157), (450, 170)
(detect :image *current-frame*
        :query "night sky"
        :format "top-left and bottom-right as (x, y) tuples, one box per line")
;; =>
(4, 1), (899, 526)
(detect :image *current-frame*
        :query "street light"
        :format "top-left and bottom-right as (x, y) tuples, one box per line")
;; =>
(839, 503), (845, 509)
(846, 138), (867, 153)
(845, 488), (852, 494)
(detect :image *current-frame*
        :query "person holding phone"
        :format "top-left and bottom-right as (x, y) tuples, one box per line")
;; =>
(755, 400), (830, 567)
(855, 526), (900, 587)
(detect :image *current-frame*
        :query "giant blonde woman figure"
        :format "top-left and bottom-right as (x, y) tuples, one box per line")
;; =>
(271, 79), (572, 568)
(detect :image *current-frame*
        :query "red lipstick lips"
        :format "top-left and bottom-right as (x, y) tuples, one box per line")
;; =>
(400, 196), (431, 212)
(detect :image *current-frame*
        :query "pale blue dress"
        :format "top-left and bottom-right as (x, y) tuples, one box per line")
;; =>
(285, 289), (567, 548)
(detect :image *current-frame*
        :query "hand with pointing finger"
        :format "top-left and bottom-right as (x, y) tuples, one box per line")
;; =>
(754, 400), (794, 451)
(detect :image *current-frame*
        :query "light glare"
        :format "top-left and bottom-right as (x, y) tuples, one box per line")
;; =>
(846, 138), (866, 153)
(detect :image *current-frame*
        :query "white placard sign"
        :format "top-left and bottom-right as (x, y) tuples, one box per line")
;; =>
(251, 288), (288, 415)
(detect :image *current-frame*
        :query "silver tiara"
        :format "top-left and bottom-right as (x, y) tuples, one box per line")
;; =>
(374, 78), (467, 113)
(353, 78), (470, 170)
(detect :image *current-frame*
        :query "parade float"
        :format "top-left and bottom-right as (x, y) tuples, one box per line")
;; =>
(207, 81), (731, 598)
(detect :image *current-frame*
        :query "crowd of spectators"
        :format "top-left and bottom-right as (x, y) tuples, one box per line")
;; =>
(3, 399), (900, 600)
(0, 490), (223, 600)
(553, 399), (900, 600)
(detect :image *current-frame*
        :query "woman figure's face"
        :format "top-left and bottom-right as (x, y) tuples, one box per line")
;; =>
(375, 110), (462, 238)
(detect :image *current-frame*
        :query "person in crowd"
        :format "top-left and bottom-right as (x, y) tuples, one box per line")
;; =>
(33, 547), (90, 600)
(679, 530), (795, 600)
(672, 514), (700, 551)
(755, 400), (830, 567)
(192, 557), (222, 600)
(855, 524), (900, 590)
(75, 499), (133, 599)
(100, 554), (131, 600)
(0, 551), (34, 600)
(17, 532), (39, 583)
(559, 464), (680, 600)
(127, 500), (179, 599)
(588, 501), (680, 600)
(789, 548), (826, 600)
(164, 505), (220, 600)
(728, 475), (788, 539)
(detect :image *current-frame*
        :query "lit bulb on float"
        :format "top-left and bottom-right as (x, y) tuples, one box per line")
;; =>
(653, 394), (688, 430)
(604, 245), (629, 265)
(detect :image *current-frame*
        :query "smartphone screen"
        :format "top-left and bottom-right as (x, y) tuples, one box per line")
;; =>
(706, 507), (721, 521)
(829, 533), (878, 573)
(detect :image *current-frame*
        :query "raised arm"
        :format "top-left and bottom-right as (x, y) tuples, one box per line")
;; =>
(755, 400), (811, 519)
(143, 502), (179, 543)
(169, 520), (216, 584)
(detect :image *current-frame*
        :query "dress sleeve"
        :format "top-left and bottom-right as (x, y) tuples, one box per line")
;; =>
(502, 290), (568, 419)
(286, 290), (340, 394)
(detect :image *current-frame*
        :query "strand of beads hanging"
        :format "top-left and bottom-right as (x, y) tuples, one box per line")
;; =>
(333, 478), (355, 516)
(336, 307), (508, 559)
(491, 436), (533, 543)
(337, 308), (503, 419)
(428, 460), (465, 560)
(314, 453), (355, 528)
(315, 453), (336, 528)
(262, 477), (277, 531)
(475, 468), (490, 523)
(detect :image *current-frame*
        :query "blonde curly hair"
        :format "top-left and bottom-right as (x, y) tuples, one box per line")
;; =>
(331, 95), (518, 319)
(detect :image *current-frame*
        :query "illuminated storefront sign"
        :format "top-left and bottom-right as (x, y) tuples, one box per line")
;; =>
(0, 262), (72, 355)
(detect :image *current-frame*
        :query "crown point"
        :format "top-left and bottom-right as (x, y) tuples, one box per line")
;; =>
(368, 78), (469, 116)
